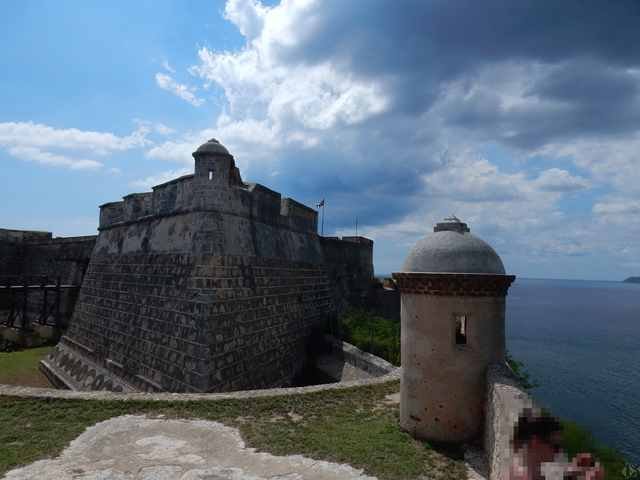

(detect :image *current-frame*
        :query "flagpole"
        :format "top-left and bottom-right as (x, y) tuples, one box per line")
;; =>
(321, 203), (325, 236)
(355, 216), (358, 237)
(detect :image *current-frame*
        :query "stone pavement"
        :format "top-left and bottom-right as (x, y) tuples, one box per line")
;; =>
(3, 415), (376, 480)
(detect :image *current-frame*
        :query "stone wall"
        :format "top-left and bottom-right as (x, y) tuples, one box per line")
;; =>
(366, 282), (400, 321)
(320, 236), (374, 314)
(0, 229), (51, 279)
(43, 253), (331, 392)
(484, 363), (535, 480)
(0, 229), (96, 283)
(21, 235), (98, 283)
(43, 146), (374, 393)
(0, 230), (97, 327)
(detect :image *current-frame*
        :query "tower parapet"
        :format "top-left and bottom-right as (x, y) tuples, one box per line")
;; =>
(98, 139), (317, 235)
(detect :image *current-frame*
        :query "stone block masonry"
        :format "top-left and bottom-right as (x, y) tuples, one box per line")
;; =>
(42, 139), (373, 393)
(0, 229), (96, 328)
(45, 253), (332, 392)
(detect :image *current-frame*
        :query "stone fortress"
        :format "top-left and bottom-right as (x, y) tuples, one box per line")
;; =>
(0, 140), (550, 478)
(33, 139), (375, 393)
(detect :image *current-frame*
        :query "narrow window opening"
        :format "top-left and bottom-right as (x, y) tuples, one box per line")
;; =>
(455, 314), (467, 345)
(208, 169), (214, 181)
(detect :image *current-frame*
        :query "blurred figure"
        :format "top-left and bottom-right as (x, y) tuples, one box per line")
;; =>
(509, 409), (604, 480)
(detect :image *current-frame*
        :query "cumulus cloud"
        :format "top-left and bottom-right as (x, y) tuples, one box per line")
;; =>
(155, 73), (205, 107)
(224, 0), (268, 40)
(161, 59), (176, 74)
(0, 121), (151, 171)
(593, 199), (640, 218)
(0, 121), (149, 154)
(133, 119), (175, 136)
(143, 0), (640, 277)
(424, 154), (525, 202)
(130, 168), (192, 190)
(533, 168), (590, 192)
(8, 146), (102, 170)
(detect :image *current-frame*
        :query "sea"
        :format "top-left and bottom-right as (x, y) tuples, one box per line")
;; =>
(506, 278), (640, 463)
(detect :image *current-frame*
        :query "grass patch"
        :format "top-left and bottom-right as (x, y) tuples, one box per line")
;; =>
(340, 308), (401, 365)
(0, 346), (52, 387)
(0, 380), (467, 480)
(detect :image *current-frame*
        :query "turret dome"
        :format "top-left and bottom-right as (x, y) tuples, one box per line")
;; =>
(401, 216), (505, 274)
(194, 138), (231, 156)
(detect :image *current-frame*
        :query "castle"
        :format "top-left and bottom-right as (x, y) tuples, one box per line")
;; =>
(33, 139), (373, 392)
(1, 144), (538, 477)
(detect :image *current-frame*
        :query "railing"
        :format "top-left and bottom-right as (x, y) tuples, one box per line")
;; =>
(0, 276), (80, 331)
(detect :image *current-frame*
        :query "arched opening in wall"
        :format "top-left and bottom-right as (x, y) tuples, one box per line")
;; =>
(208, 170), (214, 181)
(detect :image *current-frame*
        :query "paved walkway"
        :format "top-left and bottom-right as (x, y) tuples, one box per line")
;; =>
(3, 415), (376, 480)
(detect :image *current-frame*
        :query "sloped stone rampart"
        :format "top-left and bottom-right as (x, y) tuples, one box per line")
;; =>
(44, 253), (333, 393)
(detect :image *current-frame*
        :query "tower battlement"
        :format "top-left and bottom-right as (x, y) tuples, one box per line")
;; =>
(98, 142), (317, 235)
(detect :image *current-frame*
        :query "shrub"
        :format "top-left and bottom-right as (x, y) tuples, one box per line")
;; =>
(339, 308), (401, 366)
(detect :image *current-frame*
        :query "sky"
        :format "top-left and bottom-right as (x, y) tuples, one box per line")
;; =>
(1, 0), (640, 281)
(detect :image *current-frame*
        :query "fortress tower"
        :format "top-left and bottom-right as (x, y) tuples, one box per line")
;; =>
(393, 217), (515, 442)
(41, 139), (373, 393)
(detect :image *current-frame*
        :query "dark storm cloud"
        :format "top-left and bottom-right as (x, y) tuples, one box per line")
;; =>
(251, 119), (435, 228)
(531, 62), (640, 105)
(204, 0), (640, 234)
(270, 0), (640, 146)
(441, 59), (640, 149)
(281, 0), (640, 75)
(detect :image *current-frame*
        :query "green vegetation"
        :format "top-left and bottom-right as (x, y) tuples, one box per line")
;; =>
(339, 308), (401, 365)
(560, 420), (629, 480)
(505, 350), (538, 390)
(0, 346), (52, 387)
(0, 381), (467, 480)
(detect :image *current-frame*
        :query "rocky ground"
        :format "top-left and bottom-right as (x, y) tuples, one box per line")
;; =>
(3, 415), (377, 480)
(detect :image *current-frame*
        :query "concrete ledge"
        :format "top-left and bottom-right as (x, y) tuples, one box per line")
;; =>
(484, 363), (535, 480)
(0, 369), (400, 402)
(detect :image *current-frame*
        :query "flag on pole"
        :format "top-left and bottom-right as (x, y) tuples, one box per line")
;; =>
(316, 199), (325, 208)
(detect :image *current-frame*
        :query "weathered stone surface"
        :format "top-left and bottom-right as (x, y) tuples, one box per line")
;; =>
(0, 366), (400, 402)
(0, 230), (96, 330)
(2, 415), (377, 480)
(395, 218), (514, 444)
(393, 272), (515, 297)
(484, 363), (534, 480)
(401, 218), (505, 274)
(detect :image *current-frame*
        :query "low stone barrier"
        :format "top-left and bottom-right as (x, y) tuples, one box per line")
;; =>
(0, 370), (399, 402)
(484, 363), (535, 480)
(0, 339), (400, 401)
(322, 335), (397, 377)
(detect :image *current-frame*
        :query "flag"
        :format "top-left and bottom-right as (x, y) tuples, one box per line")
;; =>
(316, 199), (325, 208)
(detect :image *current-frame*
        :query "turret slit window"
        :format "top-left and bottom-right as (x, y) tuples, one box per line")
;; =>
(208, 169), (214, 181)
(455, 314), (467, 345)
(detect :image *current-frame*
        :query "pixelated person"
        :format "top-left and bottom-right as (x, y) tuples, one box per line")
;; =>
(509, 409), (604, 480)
